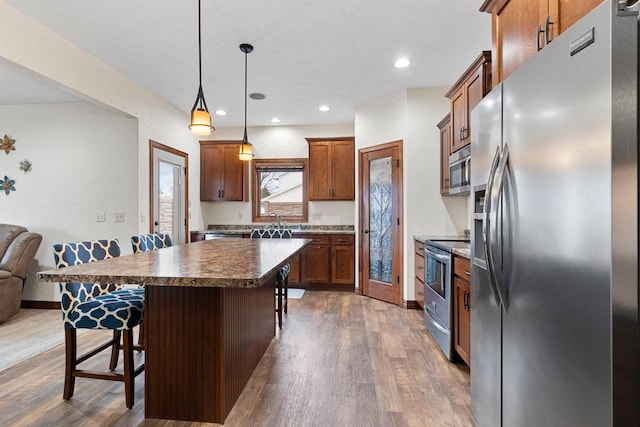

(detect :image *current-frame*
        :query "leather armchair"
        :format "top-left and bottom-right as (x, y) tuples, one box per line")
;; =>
(0, 224), (42, 323)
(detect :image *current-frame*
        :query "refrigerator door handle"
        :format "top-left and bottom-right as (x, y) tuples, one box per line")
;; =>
(483, 145), (503, 308)
(490, 143), (511, 313)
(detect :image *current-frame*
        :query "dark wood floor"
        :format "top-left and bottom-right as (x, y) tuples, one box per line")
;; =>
(0, 291), (473, 426)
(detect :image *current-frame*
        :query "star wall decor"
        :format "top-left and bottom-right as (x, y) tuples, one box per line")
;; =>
(1, 175), (16, 195)
(1, 134), (16, 155)
(19, 159), (32, 173)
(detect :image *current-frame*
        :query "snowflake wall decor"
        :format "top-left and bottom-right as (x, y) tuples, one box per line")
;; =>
(1, 135), (16, 155)
(19, 159), (32, 173)
(1, 175), (16, 195)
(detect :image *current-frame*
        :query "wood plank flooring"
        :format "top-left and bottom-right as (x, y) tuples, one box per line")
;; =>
(0, 291), (473, 427)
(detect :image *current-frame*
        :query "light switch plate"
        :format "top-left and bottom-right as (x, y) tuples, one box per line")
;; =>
(96, 212), (106, 222)
(114, 212), (125, 222)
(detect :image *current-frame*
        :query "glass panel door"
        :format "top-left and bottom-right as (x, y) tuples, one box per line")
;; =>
(368, 156), (392, 285)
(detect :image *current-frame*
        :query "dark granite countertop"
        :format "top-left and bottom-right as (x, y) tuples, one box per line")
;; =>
(38, 239), (311, 288)
(195, 225), (356, 235)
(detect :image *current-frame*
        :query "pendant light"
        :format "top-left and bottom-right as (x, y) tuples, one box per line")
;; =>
(238, 43), (254, 161)
(188, 0), (214, 136)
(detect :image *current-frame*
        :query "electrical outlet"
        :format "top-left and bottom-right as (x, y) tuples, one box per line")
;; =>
(312, 212), (323, 220)
(237, 212), (243, 219)
(96, 212), (106, 222)
(114, 212), (125, 222)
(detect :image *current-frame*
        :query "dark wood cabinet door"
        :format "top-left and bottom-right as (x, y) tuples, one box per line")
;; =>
(301, 243), (330, 283)
(288, 253), (301, 284)
(551, 0), (603, 37)
(331, 140), (355, 200)
(308, 142), (331, 200)
(331, 245), (354, 284)
(465, 68), (485, 144)
(220, 144), (245, 201)
(450, 87), (466, 154)
(414, 249), (425, 309)
(454, 276), (471, 366)
(491, 0), (547, 85)
(438, 114), (451, 195)
(200, 145), (222, 201)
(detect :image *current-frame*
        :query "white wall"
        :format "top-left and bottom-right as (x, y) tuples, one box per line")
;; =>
(0, 1), (206, 237)
(355, 89), (469, 303)
(201, 124), (355, 225)
(0, 102), (138, 301)
(0, 1), (209, 302)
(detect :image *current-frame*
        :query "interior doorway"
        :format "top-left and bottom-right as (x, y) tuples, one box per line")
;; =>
(358, 140), (403, 305)
(149, 140), (188, 245)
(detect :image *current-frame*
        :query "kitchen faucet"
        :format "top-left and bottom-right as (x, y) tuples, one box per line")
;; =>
(269, 212), (281, 229)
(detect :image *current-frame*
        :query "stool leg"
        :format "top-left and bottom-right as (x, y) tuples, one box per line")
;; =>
(137, 322), (144, 348)
(284, 275), (289, 314)
(122, 329), (135, 409)
(276, 280), (283, 329)
(63, 328), (77, 400)
(109, 330), (121, 370)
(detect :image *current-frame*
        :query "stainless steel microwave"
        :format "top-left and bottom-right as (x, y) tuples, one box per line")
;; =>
(449, 146), (470, 195)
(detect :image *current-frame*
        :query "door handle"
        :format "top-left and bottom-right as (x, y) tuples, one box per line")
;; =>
(362, 229), (369, 234)
(489, 143), (511, 313)
(483, 146), (503, 308)
(545, 15), (554, 45)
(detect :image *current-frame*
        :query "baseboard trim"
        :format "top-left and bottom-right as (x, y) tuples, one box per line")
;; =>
(403, 300), (421, 310)
(21, 300), (59, 309)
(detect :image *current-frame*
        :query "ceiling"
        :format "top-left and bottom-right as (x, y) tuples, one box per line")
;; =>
(2, 0), (491, 127)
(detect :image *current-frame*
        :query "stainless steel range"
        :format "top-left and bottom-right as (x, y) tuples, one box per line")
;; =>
(422, 237), (469, 360)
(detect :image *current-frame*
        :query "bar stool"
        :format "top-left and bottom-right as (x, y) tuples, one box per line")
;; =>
(53, 239), (144, 409)
(250, 228), (291, 329)
(130, 232), (172, 254)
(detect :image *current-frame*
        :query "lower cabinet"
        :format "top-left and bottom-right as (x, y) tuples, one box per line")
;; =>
(415, 240), (425, 309)
(454, 255), (471, 366)
(297, 233), (354, 286)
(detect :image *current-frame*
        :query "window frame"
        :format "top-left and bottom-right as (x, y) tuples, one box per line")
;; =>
(251, 158), (309, 223)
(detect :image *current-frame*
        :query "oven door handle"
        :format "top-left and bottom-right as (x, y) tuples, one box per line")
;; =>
(424, 308), (449, 334)
(425, 248), (451, 264)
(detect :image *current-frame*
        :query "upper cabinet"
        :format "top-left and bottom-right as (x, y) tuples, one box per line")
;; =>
(480, 0), (603, 85)
(306, 137), (355, 201)
(437, 114), (452, 195)
(199, 141), (248, 201)
(445, 52), (492, 154)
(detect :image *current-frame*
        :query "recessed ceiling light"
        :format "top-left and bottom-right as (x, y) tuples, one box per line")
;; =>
(215, 110), (227, 116)
(271, 118), (281, 123)
(249, 93), (266, 100)
(394, 58), (411, 69)
(318, 105), (330, 112)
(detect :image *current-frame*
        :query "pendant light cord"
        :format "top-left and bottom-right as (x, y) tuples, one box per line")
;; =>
(198, 0), (203, 90)
(243, 48), (248, 141)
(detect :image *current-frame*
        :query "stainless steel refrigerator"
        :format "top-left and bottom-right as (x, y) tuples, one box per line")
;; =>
(470, 1), (638, 426)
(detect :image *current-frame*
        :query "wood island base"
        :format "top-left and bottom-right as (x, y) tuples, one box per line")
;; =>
(144, 278), (276, 423)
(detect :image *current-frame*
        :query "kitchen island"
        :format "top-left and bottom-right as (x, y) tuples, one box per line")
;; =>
(38, 238), (310, 423)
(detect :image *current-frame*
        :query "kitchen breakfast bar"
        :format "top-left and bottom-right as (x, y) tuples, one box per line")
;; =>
(38, 238), (310, 423)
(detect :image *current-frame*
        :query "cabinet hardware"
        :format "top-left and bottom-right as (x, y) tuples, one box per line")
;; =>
(537, 23), (545, 51)
(463, 270), (471, 276)
(338, 239), (347, 243)
(544, 15), (554, 45)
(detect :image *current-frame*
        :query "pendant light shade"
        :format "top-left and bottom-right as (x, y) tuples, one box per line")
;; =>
(239, 43), (254, 161)
(189, 0), (214, 136)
